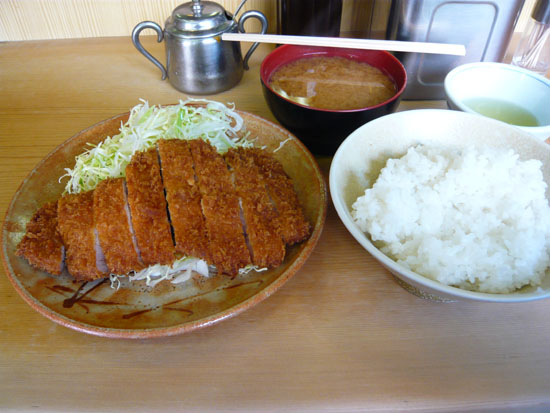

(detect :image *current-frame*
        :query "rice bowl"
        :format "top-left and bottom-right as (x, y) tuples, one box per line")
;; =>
(329, 109), (550, 302)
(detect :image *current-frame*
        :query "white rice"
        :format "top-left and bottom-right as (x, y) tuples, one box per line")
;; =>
(352, 145), (550, 293)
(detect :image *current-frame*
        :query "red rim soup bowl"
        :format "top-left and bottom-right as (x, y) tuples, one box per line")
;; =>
(260, 45), (407, 155)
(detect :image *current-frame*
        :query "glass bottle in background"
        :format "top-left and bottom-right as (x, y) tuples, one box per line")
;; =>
(512, 0), (550, 75)
(277, 0), (343, 37)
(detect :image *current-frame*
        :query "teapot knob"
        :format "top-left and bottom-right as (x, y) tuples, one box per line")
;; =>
(192, 0), (203, 17)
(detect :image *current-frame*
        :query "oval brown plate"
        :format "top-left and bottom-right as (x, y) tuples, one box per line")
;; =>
(2, 109), (327, 338)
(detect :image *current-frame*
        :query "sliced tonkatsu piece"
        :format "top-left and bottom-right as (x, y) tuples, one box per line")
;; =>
(246, 148), (311, 245)
(57, 191), (108, 281)
(125, 147), (175, 266)
(93, 178), (144, 275)
(225, 148), (285, 269)
(15, 201), (65, 275)
(189, 139), (251, 275)
(157, 139), (210, 262)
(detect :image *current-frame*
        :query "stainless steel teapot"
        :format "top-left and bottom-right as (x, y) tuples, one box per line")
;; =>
(132, 0), (268, 95)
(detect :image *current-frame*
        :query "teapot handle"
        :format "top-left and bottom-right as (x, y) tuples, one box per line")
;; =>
(238, 11), (268, 70)
(131, 21), (168, 80)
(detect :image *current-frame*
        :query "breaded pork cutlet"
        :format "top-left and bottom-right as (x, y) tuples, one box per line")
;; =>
(189, 139), (251, 275)
(157, 139), (210, 262)
(125, 147), (175, 266)
(93, 178), (144, 275)
(247, 148), (311, 245)
(15, 201), (65, 275)
(225, 148), (285, 269)
(57, 191), (108, 281)
(16, 139), (313, 282)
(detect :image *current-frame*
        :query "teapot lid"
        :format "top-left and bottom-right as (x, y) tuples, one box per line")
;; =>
(166, 0), (234, 37)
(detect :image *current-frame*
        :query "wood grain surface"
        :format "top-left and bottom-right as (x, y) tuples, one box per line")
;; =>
(1, 36), (549, 412)
(0, 0), (389, 41)
(1, 0), (535, 42)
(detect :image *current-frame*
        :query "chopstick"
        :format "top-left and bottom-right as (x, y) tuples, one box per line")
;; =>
(221, 33), (466, 56)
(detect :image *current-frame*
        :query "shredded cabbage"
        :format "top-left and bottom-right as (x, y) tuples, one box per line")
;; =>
(109, 257), (210, 290)
(239, 264), (268, 275)
(127, 257), (210, 288)
(109, 261), (268, 290)
(61, 98), (252, 194)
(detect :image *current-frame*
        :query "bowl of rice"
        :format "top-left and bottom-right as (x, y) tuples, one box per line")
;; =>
(329, 109), (550, 302)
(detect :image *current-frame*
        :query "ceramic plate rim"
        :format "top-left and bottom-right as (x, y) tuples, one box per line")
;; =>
(2, 108), (328, 338)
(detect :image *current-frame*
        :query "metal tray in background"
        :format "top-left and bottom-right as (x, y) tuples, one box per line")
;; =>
(385, 0), (525, 100)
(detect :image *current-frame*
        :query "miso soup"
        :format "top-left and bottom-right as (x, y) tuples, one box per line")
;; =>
(269, 56), (397, 110)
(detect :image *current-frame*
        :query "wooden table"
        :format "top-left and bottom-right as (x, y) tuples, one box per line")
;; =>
(1, 37), (549, 412)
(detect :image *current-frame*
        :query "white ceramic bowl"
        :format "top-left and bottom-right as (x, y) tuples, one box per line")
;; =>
(444, 62), (550, 141)
(329, 109), (550, 302)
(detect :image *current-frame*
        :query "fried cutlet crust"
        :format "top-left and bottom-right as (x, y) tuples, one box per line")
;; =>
(158, 139), (210, 261)
(189, 139), (251, 275)
(93, 178), (144, 274)
(57, 191), (106, 281)
(225, 148), (285, 268)
(247, 148), (311, 245)
(125, 148), (175, 266)
(17, 140), (311, 281)
(16, 201), (64, 275)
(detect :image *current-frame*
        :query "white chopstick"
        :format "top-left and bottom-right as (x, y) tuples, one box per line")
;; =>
(221, 33), (466, 56)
